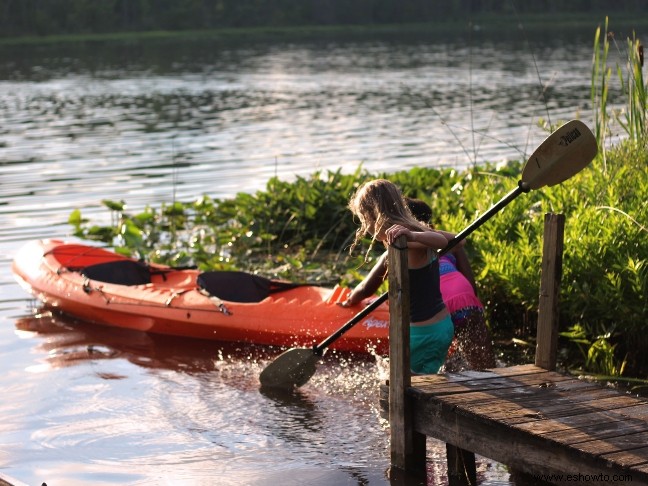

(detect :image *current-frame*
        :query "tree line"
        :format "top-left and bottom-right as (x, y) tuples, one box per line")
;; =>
(0, 0), (644, 38)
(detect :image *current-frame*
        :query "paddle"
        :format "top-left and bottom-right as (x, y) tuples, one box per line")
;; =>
(259, 120), (597, 390)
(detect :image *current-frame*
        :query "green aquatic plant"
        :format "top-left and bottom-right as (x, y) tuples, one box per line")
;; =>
(561, 324), (627, 378)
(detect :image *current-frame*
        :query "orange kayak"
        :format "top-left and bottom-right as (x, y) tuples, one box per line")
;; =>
(12, 239), (390, 354)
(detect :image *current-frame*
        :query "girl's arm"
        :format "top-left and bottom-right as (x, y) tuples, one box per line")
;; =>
(385, 224), (451, 250)
(340, 252), (388, 307)
(433, 228), (464, 246)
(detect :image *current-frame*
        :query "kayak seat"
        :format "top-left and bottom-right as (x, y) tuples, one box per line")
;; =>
(197, 271), (301, 303)
(81, 260), (152, 286)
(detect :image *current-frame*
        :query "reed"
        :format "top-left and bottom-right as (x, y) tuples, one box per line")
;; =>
(616, 34), (647, 145)
(591, 17), (610, 170)
(592, 17), (648, 166)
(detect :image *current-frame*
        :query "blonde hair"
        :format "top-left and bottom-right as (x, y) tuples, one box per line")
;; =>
(348, 179), (430, 254)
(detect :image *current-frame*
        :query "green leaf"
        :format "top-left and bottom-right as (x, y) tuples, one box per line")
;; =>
(102, 199), (126, 211)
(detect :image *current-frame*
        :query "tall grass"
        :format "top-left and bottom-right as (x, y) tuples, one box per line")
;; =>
(591, 17), (611, 169)
(593, 17), (648, 158)
(616, 34), (647, 144)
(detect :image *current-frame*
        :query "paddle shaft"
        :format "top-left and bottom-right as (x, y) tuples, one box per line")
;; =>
(313, 180), (530, 355)
(446, 180), (530, 254)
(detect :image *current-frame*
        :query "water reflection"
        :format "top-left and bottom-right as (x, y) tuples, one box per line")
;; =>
(16, 310), (230, 374)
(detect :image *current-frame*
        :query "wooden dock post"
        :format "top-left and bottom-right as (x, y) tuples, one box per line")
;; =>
(535, 213), (565, 371)
(446, 444), (477, 486)
(387, 235), (426, 478)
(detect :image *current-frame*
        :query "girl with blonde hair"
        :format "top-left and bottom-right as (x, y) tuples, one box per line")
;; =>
(343, 179), (457, 374)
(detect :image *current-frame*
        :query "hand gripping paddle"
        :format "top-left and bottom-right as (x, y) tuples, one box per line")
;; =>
(259, 120), (597, 390)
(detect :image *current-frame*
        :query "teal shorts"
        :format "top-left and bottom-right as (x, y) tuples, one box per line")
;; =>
(410, 314), (454, 374)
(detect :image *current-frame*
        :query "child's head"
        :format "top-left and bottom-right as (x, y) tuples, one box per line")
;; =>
(405, 197), (432, 225)
(348, 179), (429, 249)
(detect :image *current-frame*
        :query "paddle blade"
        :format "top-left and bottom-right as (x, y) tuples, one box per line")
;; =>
(259, 348), (319, 390)
(522, 120), (597, 190)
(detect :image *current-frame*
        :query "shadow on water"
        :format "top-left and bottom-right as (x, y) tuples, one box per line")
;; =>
(259, 385), (317, 410)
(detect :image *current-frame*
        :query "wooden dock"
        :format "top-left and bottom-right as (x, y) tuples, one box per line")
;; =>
(382, 214), (648, 485)
(380, 364), (648, 485)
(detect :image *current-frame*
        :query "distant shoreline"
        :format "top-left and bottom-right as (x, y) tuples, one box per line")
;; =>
(0, 13), (645, 47)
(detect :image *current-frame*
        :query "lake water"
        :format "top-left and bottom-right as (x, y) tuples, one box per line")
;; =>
(0, 26), (601, 485)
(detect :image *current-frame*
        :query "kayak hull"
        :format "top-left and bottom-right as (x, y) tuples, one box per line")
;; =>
(12, 240), (390, 354)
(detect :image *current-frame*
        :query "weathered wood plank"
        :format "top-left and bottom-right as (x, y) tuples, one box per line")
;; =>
(423, 389), (588, 413)
(413, 371), (579, 396)
(608, 403), (648, 420)
(541, 418), (648, 444)
(421, 379), (612, 405)
(630, 462), (648, 473)
(411, 363), (547, 388)
(436, 389), (641, 423)
(600, 446), (648, 467)
(568, 431), (648, 457)
(517, 413), (648, 440)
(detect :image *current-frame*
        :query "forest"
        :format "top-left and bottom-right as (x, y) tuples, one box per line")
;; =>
(0, 0), (645, 38)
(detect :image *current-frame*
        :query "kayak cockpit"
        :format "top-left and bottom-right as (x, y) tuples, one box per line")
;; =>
(48, 244), (321, 304)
